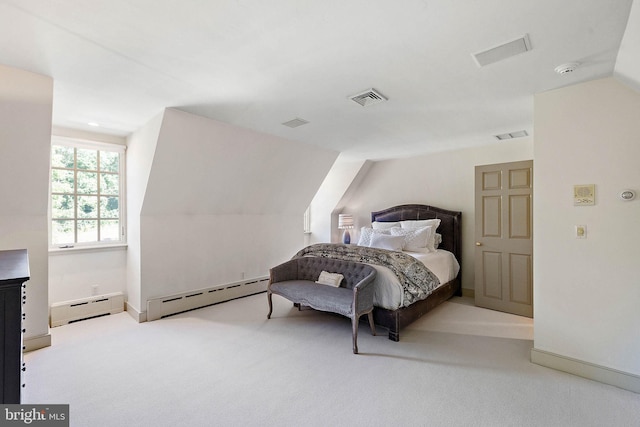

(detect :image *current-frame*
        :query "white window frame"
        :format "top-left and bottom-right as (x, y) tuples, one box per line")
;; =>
(49, 136), (127, 250)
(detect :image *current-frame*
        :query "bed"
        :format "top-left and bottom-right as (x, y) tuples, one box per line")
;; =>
(295, 204), (461, 341)
(368, 204), (461, 341)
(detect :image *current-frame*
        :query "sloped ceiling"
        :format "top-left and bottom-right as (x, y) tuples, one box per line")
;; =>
(615, 0), (640, 91)
(141, 108), (338, 215)
(0, 0), (635, 160)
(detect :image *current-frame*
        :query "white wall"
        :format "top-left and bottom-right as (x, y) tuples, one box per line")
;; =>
(0, 64), (52, 345)
(141, 214), (303, 300)
(48, 247), (127, 303)
(341, 139), (534, 292)
(125, 112), (163, 316)
(533, 77), (640, 377)
(132, 109), (338, 311)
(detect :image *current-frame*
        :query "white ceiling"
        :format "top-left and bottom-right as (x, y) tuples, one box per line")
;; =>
(0, 0), (636, 160)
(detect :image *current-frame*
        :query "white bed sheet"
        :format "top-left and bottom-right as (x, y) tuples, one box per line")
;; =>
(372, 249), (460, 310)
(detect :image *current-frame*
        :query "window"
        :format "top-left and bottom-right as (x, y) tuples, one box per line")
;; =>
(303, 206), (311, 233)
(49, 137), (126, 248)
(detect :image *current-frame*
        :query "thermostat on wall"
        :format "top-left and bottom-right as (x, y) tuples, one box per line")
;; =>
(574, 184), (595, 206)
(620, 190), (636, 201)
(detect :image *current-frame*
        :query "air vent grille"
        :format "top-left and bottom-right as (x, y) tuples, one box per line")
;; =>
(474, 34), (531, 67)
(282, 118), (309, 128)
(349, 88), (388, 107)
(495, 130), (528, 140)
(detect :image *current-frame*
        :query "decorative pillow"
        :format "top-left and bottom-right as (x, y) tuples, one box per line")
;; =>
(357, 227), (392, 247)
(372, 221), (401, 230)
(369, 233), (405, 252)
(316, 271), (344, 287)
(400, 220), (441, 251)
(390, 226), (433, 252)
(357, 227), (373, 246)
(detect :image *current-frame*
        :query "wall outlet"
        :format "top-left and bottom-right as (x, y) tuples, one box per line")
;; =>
(91, 285), (99, 296)
(575, 225), (587, 239)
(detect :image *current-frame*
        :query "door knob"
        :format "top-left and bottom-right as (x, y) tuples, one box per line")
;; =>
(475, 242), (482, 246)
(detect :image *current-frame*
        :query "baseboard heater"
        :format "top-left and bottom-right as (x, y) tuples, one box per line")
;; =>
(50, 292), (125, 327)
(146, 276), (269, 321)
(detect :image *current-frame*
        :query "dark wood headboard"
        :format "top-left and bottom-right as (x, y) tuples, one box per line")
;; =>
(371, 204), (461, 264)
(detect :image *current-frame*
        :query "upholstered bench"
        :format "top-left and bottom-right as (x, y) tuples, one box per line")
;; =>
(267, 257), (377, 354)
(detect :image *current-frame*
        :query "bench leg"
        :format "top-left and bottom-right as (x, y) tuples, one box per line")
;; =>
(352, 312), (376, 354)
(267, 291), (273, 319)
(367, 311), (376, 336)
(352, 315), (359, 354)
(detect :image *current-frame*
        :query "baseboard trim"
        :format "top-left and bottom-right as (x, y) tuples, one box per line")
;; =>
(146, 277), (269, 321)
(461, 288), (475, 298)
(531, 348), (640, 394)
(126, 302), (147, 323)
(24, 333), (52, 353)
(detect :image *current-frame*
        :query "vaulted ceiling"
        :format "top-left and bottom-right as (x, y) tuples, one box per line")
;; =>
(0, 0), (636, 160)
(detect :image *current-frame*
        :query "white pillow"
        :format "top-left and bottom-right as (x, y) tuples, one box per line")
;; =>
(400, 219), (441, 231)
(316, 271), (344, 287)
(434, 233), (442, 249)
(390, 226), (433, 252)
(372, 221), (401, 230)
(369, 233), (405, 251)
(357, 227), (392, 247)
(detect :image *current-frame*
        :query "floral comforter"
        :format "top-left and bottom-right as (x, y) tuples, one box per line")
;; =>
(293, 243), (440, 307)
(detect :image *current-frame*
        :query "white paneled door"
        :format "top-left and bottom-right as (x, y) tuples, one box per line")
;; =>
(474, 160), (533, 317)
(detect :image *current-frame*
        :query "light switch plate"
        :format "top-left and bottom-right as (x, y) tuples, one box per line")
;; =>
(575, 225), (587, 239)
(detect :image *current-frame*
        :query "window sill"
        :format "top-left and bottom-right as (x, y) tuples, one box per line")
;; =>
(49, 243), (128, 255)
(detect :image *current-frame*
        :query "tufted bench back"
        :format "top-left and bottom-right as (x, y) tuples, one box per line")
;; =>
(290, 257), (375, 290)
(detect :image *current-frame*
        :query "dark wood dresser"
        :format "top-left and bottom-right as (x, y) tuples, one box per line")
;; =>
(0, 249), (29, 404)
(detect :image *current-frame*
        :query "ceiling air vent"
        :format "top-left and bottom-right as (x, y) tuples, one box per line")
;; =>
(495, 130), (528, 140)
(282, 118), (309, 128)
(349, 88), (388, 107)
(473, 34), (532, 67)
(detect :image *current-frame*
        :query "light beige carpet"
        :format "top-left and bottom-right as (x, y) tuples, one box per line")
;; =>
(418, 296), (533, 340)
(24, 295), (638, 427)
